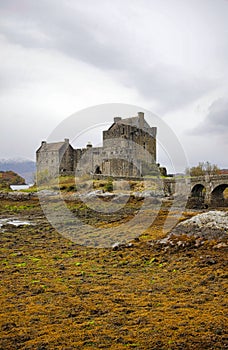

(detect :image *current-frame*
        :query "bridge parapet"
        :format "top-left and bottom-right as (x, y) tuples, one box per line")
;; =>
(190, 174), (228, 182)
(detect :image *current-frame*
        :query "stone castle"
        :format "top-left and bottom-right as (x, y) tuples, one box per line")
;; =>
(36, 112), (158, 178)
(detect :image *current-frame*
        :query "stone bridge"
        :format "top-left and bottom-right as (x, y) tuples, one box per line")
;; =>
(93, 173), (228, 207)
(189, 174), (228, 207)
(164, 174), (228, 207)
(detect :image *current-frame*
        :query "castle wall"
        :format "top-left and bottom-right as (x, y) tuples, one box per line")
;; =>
(59, 144), (74, 173)
(103, 123), (156, 163)
(36, 147), (60, 178)
(75, 147), (103, 176)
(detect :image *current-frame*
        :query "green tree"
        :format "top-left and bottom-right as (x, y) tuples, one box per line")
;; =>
(186, 161), (220, 177)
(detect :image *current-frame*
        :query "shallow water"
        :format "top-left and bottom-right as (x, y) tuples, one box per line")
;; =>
(0, 218), (33, 228)
(10, 184), (34, 190)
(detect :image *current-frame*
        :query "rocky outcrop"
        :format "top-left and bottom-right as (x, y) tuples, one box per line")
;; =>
(152, 211), (228, 250)
(172, 210), (227, 239)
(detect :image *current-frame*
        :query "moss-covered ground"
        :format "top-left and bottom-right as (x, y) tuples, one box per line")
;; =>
(0, 198), (227, 349)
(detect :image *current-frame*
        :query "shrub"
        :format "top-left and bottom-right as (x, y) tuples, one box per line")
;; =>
(104, 180), (113, 192)
(66, 185), (77, 192)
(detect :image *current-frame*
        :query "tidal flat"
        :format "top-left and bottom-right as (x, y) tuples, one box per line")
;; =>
(0, 197), (227, 350)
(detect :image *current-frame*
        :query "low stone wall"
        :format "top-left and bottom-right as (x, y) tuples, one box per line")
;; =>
(0, 191), (38, 201)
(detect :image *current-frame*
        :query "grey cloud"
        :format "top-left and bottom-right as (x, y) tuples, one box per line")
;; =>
(183, 97), (228, 168)
(0, 0), (218, 111)
(190, 98), (228, 136)
(0, 0), (127, 69)
(127, 64), (214, 111)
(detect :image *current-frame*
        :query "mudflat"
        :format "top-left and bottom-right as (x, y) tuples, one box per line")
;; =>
(0, 198), (227, 349)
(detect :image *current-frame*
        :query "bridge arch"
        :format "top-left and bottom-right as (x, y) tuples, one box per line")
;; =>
(187, 175), (228, 208)
(188, 183), (207, 208)
(191, 183), (206, 198)
(211, 183), (228, 206)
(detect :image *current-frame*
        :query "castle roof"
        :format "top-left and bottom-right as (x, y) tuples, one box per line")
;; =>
(37, 141), (68, 153)
(108, 112), (155, 135)
(44, 142), (65, 151)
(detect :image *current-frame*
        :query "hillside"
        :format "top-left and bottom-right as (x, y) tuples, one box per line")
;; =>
(0, 170), (25, 190)
(0, 159), (35, 184)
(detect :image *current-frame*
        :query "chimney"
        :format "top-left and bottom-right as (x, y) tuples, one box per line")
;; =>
(64, 138), (69, 144)
(138, 112), (144, 129)
(41, 141), (47, 146)
(114, 117), (122, 123)
(86, 141), (92, 148)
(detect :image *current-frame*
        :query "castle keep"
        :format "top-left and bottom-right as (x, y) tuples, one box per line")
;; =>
(36, 112), (157, 178)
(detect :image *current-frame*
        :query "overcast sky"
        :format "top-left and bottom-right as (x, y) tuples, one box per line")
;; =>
(0, 0), (227, 171)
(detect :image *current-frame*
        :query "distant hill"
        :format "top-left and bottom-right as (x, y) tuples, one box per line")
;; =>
(219, 169), (228, 175)
(0, 159), (36, 184)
